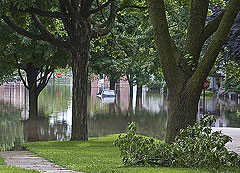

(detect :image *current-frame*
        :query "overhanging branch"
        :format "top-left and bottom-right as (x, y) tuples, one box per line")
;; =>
(117, 5), (147, 12)
(185, 0), (209, 66)
(190, 0), (240, 93)
(90, 1), (117, 38)
(2, 14), (70, 50)
(89, 0), (113, 15)
(18, 68), (29, 89)
(202, 11), (225, 42)
(11, 6), (70, 19)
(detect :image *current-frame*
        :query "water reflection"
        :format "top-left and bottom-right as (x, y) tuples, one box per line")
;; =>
(1, 79), (240, 150)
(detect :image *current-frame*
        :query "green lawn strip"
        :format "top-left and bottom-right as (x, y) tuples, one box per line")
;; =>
(0, 155), (6, 165)
(24, 134), (238, 173)
(200, 90), (215, 97)
(0, 166), (39, 173)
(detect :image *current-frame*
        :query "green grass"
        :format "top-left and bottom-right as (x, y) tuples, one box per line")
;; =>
(201, 90), (215, 97)
(0, 166), (38, 173)
(0, 156), (6, 165)
(23, 134), (239, 173)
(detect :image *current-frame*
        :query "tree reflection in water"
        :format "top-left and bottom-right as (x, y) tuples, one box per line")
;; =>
(0, 102), (24, 151)
(2, 80), (240, 151)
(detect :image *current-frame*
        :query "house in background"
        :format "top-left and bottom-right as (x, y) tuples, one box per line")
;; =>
(209, 71), (225, 95)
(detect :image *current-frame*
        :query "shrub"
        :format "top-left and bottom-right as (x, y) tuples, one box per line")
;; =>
(114, 115), (240, 168)
(114, 122), (172, 167)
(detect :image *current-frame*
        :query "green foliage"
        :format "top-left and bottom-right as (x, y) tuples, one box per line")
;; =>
(219, 60), (240, 93)
(172, 115), (239, 168)
(114, 122), (170, 166)
(0, 20), (70, 84)
(115, 115), (240, 169)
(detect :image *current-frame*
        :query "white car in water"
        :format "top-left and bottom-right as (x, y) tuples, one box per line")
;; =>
(96, 90), (116, 98)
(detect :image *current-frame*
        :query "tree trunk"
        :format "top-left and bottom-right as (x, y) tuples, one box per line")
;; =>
(126, 74), (134, 98)
(71, 49), (89, 141)
(165, 87), (201, 143)
(88, 81), (91, 94)
(136, 84), (142, 109)
(29, 90), (39, 117)
(24, 117), (40, 142)
(110, 77), (116, 90)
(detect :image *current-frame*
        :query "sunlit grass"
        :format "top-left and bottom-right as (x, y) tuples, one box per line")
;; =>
(24, 134), (239, 173)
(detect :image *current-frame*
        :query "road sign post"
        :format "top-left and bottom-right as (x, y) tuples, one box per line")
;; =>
(203, 80), (210, 115)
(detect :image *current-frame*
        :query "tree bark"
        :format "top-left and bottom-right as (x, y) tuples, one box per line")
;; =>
(110, 77), (116, 90)
(29, 90), (39, 117)
(23, 117), (40, 142)
(25, 63), (39, 117)
(166, 86), (201, 143)
(71, 49), (89, 141)
(136, 84), (143, 109)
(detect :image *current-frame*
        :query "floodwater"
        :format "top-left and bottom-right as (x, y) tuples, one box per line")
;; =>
(1, 77), (240, 150)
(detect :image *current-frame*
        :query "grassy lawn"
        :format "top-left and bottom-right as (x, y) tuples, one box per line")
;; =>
(201, 90), (215, 97)
(0, 156), (5, 165)
(24, 134), (239, 173)
(0, 166), (38, 173)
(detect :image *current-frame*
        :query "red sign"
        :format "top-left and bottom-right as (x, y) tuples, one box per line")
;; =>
(56, 73), (62, 79)
(203, 80), (210, 90)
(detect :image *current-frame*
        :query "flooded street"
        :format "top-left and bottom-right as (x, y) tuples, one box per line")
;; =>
(1, 77), (240, 150)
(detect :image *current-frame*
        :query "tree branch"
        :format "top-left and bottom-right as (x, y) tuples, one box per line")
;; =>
(90, 1), (117, 38)
(185, 0), (209, 67)
(146, 0), (181, 86)
(202, 11), (225, 42)
(18, 68), (29, 89)
(31, 13), (56, 40)
(2, 14), (70, 50)
(190, 0), (240, 93)
(11, 6), (70, 19)
(80, 0), (94, 15)
(37, 66), (53, 93)
(89, 0), (113, 15)
(117, 5), (147, 12)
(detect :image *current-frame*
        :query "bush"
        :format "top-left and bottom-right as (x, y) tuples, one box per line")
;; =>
(114, 115), (240, 168)
(114, 122), (172, 167)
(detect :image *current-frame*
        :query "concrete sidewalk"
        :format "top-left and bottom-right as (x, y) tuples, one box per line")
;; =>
(212, 127), (240, 155)
(0, 151), (81, 173)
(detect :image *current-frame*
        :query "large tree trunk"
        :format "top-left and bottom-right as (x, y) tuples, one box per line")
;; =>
(71, 49), (89, 141)
(166, 87), (201, 143)
(29, 90), (39, 117)
(25, 63), (39, 117)
(23, 117), (40, 142)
